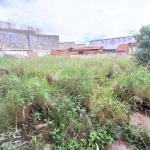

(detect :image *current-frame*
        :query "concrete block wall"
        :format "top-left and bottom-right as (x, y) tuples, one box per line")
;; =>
(0, 50), (51, 58)
(0, 28), (59, 50)
(28, 51), (38, 58)
(0, 21), (16, 29)
(75, 43), (86, 47)
(21, 25), (43, 34)
(60, 42), (75, 50)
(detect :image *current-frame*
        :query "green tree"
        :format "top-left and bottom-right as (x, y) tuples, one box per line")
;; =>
(134, 25), (150, 65)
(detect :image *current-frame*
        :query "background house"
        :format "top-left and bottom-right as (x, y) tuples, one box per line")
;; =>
(116, 43), (138, 54)
(89, 36), (136, 53)
(69, 47), (103, 55)
(60, 42), (86, 50)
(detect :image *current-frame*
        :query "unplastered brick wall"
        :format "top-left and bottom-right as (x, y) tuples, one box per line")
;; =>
(0, 28), (59, 50)
(51, 50), (69, 55)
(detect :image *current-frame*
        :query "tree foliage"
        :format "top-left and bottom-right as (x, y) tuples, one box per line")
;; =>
(134, 25), (150, 65)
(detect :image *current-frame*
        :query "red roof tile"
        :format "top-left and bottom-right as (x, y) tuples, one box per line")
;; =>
(116, 44), (128, 52)
(70, 46), (103, 51)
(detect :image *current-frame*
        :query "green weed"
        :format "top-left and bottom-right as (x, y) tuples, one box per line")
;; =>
(0, 56), (150, 149)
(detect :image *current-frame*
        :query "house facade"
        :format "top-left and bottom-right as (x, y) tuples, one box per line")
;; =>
(116, 43), (138, 54)
(89, 36), (136, 53)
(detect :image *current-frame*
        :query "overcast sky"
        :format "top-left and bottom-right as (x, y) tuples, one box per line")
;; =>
(0, 0), (150, 43)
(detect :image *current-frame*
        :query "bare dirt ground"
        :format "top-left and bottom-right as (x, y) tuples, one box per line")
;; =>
(129, 112), (150, 131)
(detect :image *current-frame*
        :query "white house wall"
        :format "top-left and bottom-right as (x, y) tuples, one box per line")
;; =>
(3, 51), (28, 58)
(89, 36), (136, 49)
(37, 50), (50, 57)
(0, 52), (3, 56)
(0, 21), (16, 29)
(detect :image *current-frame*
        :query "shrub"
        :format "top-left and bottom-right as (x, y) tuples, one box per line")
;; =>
(133, 25), (150, 65)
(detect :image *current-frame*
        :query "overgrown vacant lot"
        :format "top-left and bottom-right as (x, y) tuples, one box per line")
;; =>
(0, 56), (150, 150)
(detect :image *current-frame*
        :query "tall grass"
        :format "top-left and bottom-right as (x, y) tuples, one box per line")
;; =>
(0, 56), (150, 149)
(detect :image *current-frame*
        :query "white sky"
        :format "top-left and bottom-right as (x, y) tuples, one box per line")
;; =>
(0, 0), (150, 43)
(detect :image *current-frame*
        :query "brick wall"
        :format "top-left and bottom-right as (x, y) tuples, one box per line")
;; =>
(51, 50), (69, 55)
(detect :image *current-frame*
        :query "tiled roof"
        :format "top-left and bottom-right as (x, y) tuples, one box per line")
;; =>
(70, 46), (103, 50)
(69, 47), (103, 53)
(116, 44), (128, 52)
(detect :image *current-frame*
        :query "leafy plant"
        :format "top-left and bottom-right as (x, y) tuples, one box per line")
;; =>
(133, 24), (150, 65)
(0, 56), (150, 149)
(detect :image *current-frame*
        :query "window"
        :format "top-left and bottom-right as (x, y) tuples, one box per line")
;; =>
(78, 51), (83, 54)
